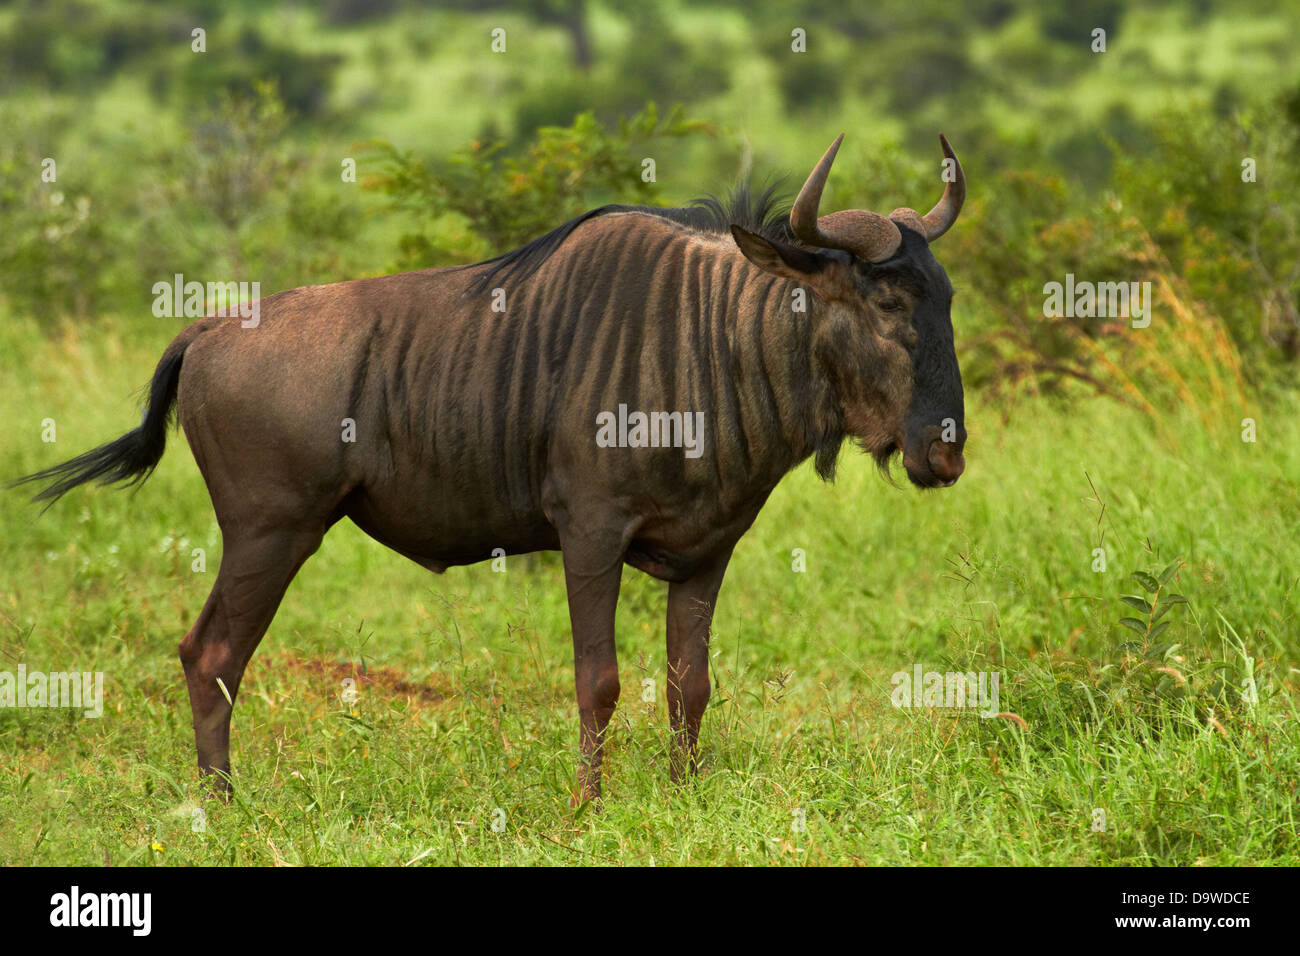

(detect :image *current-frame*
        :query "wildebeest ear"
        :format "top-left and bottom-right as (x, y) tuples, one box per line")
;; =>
(731, 226), (826, 281)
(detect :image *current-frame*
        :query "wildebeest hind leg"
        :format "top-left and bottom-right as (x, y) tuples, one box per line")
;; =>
(178, 523), (324, 797)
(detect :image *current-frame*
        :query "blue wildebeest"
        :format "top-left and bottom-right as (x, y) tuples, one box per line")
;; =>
(16, 134), (967, 803)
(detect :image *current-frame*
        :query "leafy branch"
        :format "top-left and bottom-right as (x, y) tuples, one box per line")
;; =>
(1118, 560), (1187, 647)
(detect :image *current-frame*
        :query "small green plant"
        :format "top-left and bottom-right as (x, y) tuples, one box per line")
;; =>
(1117, 560), (1187, 648)
(1096, 560), (1262, 727)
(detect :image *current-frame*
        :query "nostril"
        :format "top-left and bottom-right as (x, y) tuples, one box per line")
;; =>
(927, 441), (965, 482)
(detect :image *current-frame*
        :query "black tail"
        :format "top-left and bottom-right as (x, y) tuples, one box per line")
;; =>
(11, 329), (199, 508)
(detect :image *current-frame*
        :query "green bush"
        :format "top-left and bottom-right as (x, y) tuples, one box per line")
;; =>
(364, 103), (713, 270)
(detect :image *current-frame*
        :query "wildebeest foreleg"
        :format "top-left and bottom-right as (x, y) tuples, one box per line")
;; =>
(560, 533), (625, 805)
(178, 525), (323, 797)
(666, 549), (731, 783)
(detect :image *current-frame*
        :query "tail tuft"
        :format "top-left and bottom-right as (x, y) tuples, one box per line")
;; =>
(10, 339), (189, 509)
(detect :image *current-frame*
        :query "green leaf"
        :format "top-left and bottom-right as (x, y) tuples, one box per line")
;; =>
(1151, 600), (1175, 623)
(1119, 617), (1148, 635)
(1159, 561), (1183, 585)
(1149, 620), (1171, 641)
(1163, 594), (1188, 605)
(1131, 571), (1160, 593)
(572, 797), (593, 824)
(1121, 595), (1153, 613)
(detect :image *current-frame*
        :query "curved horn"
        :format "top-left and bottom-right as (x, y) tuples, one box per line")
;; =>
(917, 133), (965, 242)
(790, 134), (902, 263)
(789, 134), (843, 244)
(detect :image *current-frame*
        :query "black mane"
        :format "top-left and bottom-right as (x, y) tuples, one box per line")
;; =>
(463, 178), (792, 295)
(642, 178), (794, 243)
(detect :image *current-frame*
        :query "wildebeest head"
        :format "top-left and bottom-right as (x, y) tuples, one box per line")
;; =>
(731, 134), (966, 489)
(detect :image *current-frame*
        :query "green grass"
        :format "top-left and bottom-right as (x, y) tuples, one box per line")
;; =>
(1, 309), (1297, 866)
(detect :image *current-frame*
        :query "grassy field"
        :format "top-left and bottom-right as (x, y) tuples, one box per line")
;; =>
(1, 308), (1297, 866)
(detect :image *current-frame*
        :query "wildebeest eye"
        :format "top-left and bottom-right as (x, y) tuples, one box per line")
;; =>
(878, 296), (903, 312)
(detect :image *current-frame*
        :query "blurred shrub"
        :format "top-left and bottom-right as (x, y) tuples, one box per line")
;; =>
(1040, 0), (1123, 45)
(1111, 103), (1300, 364)
(0, 153), (114, 320)
(512, 77), (592, 135)
(364, 103), (713, 270)
(0, 84), (370, 328)
(0, 0), (176, 91)
(773, 52), (843, 112)
(176, 83), (292, 235)
(879, 36), (978, 114)
(434, 0), (595, 69)
(157, 24), (342, 119)
(324, 0), (401, 25)
(0, 101), (119, 320)
(139, 83), (369, 293)
(944, 166), (1253, 422)
(512, 0), (727, 135)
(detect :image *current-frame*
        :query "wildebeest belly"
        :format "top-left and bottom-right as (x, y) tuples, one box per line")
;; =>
(346, 454), (760, 581)
(341, 469), (560, 572)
